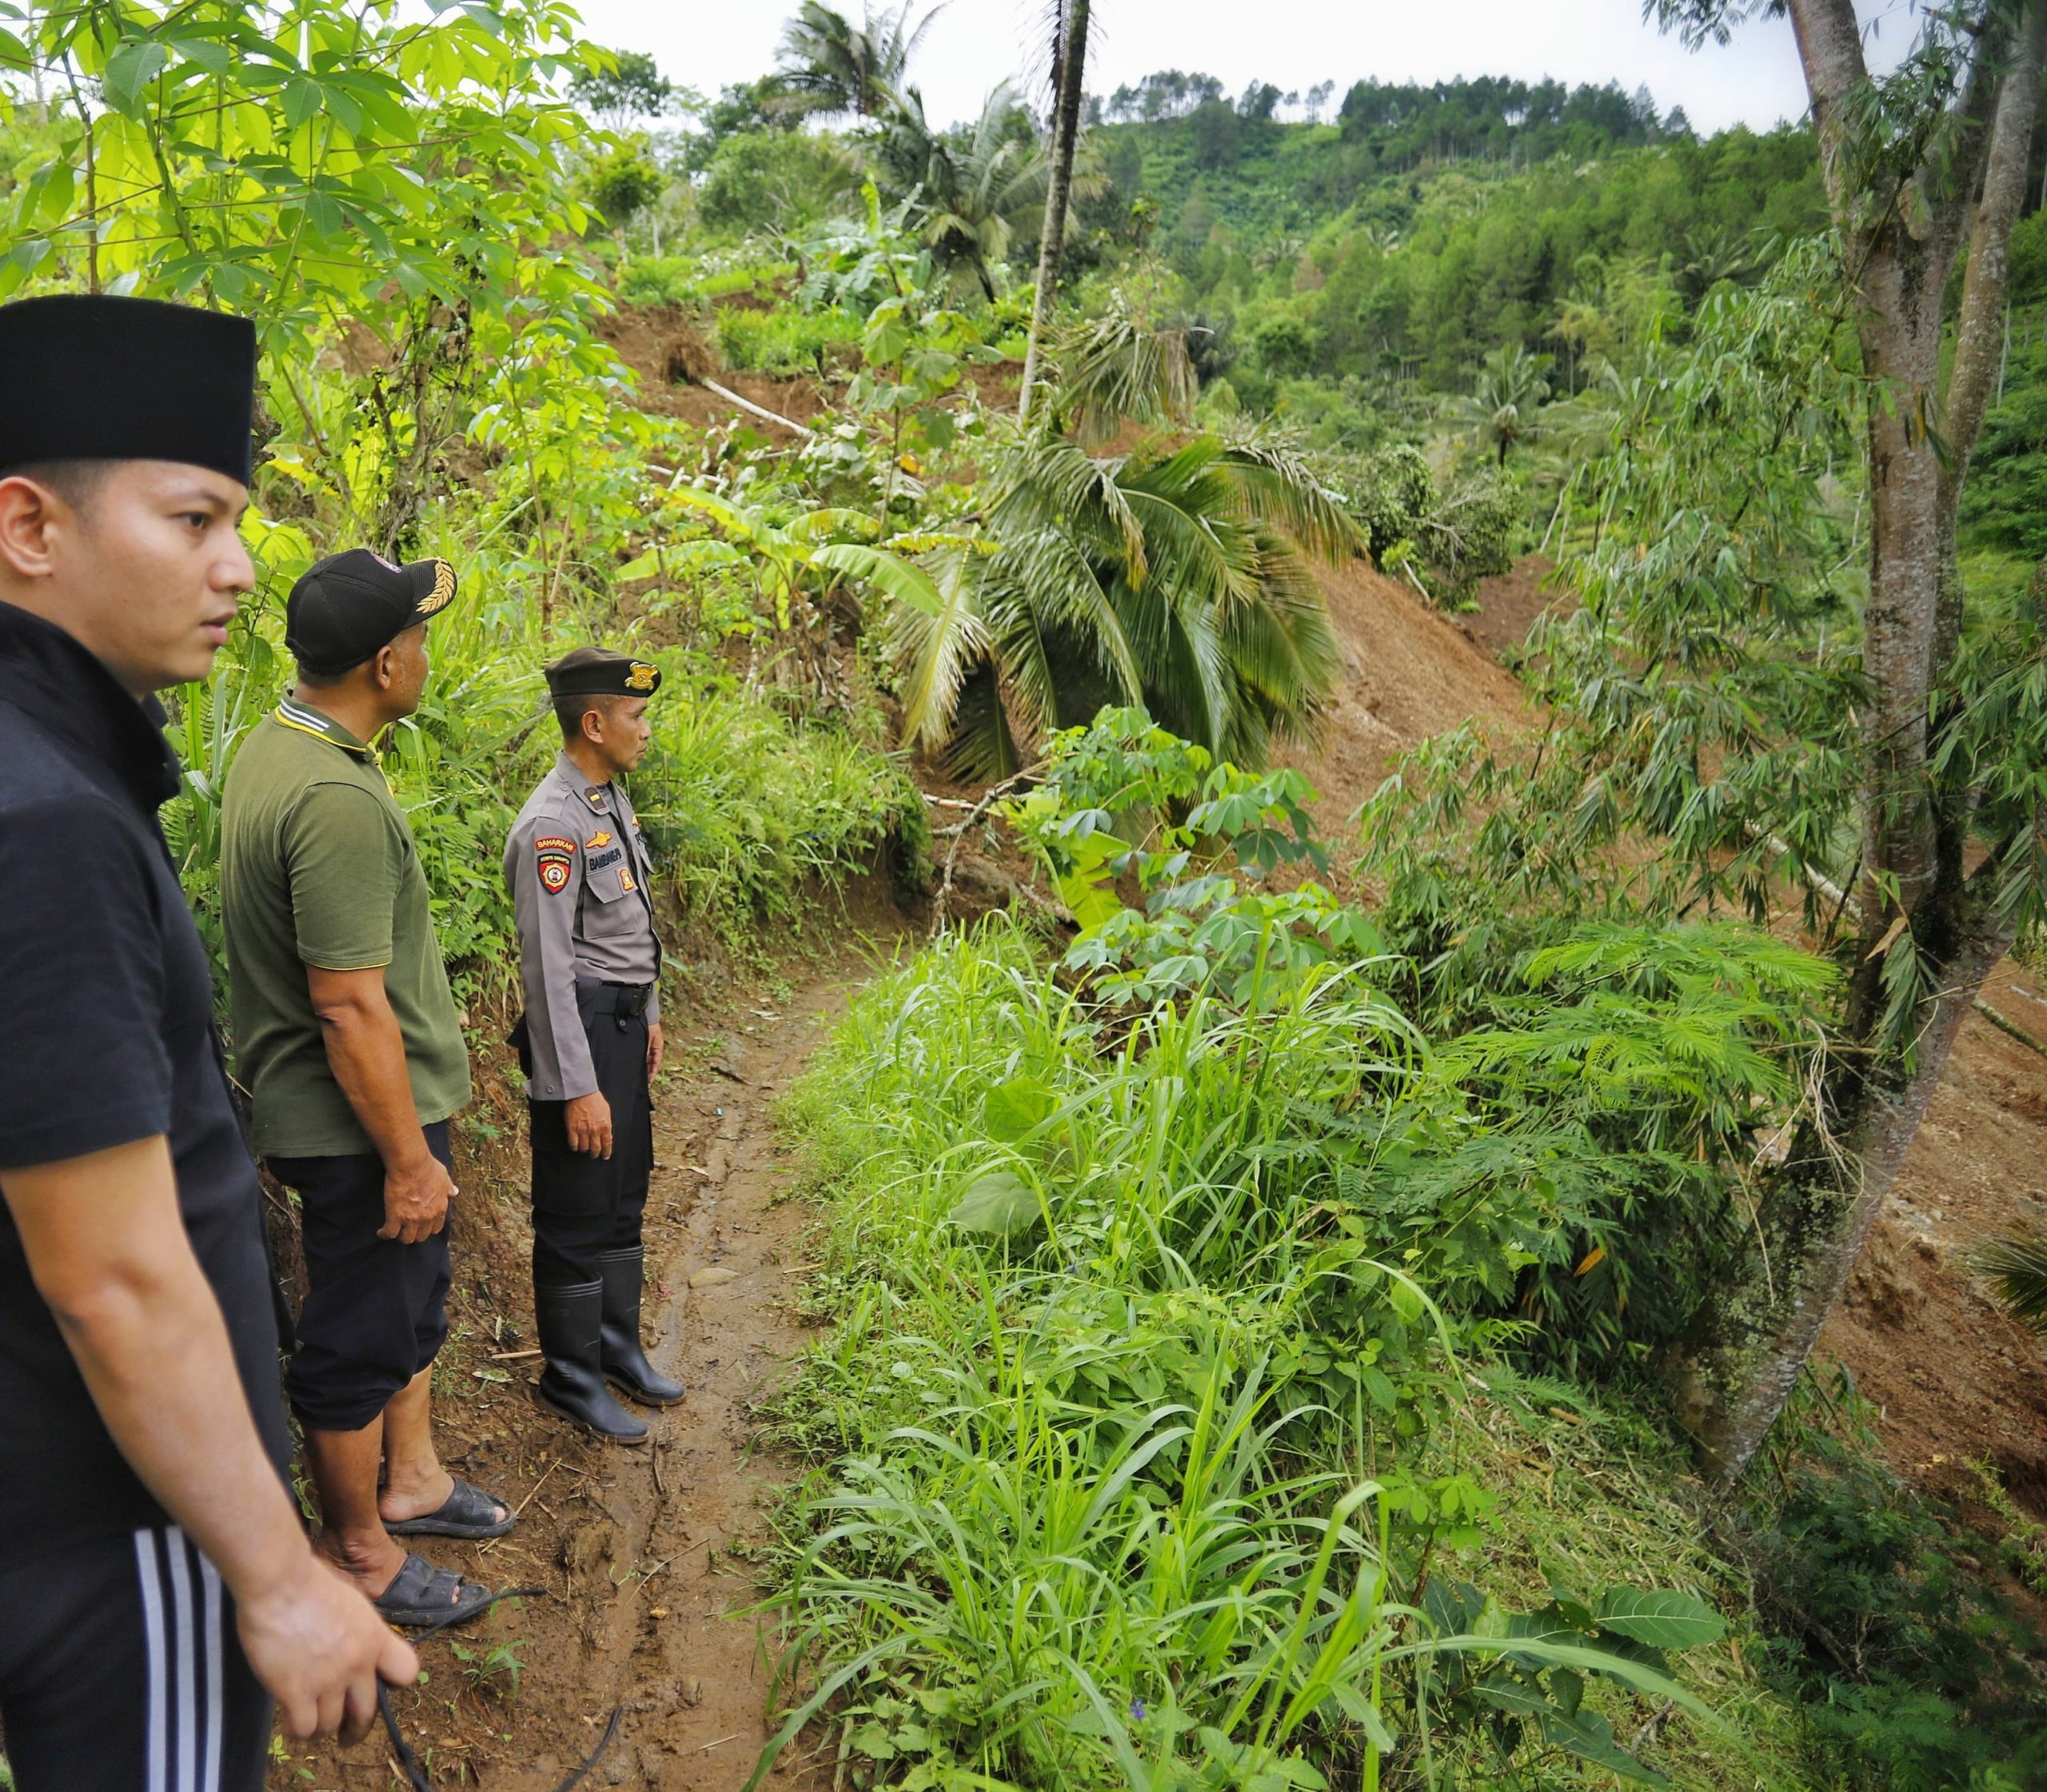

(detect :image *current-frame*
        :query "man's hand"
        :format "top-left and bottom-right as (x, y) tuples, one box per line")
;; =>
(646, 1021), (665, 1083)
(238, 1555), (418, 1745)
(566, 1090), (613, 1158)
(378, 1151), (453, 1243)
(3, 1135), (414, 1753)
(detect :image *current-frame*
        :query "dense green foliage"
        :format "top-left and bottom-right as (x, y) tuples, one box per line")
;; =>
(0, 1), (927, 1005)
(8, 10), (2047, 1791)
(1740, 1373), (2047, 1790)
(760, 712), (1842, 1788)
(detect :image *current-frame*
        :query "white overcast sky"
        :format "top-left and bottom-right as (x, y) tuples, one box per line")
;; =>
(569, 0), (1921, 136)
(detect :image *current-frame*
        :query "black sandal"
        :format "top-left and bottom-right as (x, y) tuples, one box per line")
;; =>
(372, 1553), (495, 1630)
(383, 1477), (514, 1539)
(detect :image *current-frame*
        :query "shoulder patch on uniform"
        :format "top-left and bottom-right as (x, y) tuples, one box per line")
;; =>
(534, 832), (574, 896)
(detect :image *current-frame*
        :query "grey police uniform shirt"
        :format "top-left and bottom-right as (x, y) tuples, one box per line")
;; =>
(505, 752), (662, 1101)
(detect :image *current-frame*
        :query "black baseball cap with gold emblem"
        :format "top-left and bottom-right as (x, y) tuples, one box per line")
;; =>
(0, 294), (258, 483)
(544, 645), (662, 698)
(285, 548), (459, 676)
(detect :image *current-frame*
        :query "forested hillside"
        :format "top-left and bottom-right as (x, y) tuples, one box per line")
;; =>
(4, 4), (2047, 1790)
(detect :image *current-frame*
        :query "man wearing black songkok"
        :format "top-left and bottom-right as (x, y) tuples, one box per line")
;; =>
(0, 295), (413, 1791)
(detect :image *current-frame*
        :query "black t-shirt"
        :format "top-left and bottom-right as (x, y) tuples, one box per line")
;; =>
(0, 601), (290, 1566)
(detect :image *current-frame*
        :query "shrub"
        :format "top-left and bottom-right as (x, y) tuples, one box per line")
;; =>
(714, 305), (865, 376)
(1738, 1369), (2047, 1789)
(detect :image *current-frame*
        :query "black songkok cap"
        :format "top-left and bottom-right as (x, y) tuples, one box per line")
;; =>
(545, 646), (662, 698)
(0, 295), (258, 485)
(285, 548), (459, 676)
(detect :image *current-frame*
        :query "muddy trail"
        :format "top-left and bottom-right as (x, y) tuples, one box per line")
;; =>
(278, 938), (896, 1792)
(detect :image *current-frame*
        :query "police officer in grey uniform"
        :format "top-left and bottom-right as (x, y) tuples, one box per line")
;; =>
(506, 648), (682, 1445)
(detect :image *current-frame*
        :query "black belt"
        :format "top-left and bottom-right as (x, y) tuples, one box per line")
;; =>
(575, 977), (653, 1019)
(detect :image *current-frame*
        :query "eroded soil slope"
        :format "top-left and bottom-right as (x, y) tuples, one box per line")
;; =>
(1293, 553), (2047, 1517)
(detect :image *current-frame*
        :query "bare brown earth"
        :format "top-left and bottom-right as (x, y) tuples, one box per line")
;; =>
(1285, 553), (2047, 1526)
(1454, 552), (1568, 660)
(1279, 555), (1532, 819)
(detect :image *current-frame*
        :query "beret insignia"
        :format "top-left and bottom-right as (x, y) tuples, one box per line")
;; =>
(625, 661), (658, 692)
(417, 559), (457, 617)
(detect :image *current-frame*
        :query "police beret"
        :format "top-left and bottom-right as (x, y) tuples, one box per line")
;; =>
(286, 548), (460, 676)
(0, 295), (257, 485)
(545, 647), (661, 698)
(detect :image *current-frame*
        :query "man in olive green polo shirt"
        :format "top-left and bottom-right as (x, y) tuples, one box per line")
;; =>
(220, 549), (508, 1630)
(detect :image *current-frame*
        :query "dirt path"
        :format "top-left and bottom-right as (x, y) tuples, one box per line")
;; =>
(528, 964), (856, 1792)
(277, 947), (879, 1792)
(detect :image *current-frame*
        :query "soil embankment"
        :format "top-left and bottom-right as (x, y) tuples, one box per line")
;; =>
(1288, 553), (2047, 1520)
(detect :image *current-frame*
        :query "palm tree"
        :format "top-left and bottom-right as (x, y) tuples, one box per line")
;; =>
(772, 1), (944, 121)
(1975, 1232), (2047, 1334)
(1444, 342), (1553, 467)
(1019, 0), (1091, 423)
(874, 83), (1081, 302)
(1051, 293), (1197, 445)
(1674, 225), (1758, 308)
(890, 417), (1355, 777)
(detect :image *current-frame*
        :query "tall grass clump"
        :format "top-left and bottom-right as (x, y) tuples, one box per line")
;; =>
(751, 715), (1839, 1790)
(763, 915), (1818, 1790)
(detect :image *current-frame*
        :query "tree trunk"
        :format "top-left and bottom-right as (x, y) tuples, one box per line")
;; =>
(1018, 0), (1089, 425)
(1686, 904), (2016, 1482)
(1682, 0), (2047, 1487)
(1935, 4), (2047, 686)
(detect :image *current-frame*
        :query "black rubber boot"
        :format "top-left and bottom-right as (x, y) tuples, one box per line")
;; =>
(598, 1246), (685, 1407)
(533, 1280), (648, 1445)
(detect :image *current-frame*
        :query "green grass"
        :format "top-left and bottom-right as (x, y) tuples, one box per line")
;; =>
(715, 305), (866, 377)
(752, 918), (1818, 1791)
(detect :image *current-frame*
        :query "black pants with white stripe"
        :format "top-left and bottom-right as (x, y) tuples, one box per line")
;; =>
(0, 1524), (270, 1791)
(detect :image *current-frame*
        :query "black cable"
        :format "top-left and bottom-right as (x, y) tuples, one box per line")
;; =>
(377, 1682), (434, 1792)
(549, 1706), (625, 1792)
(370, 1585), (624, 1792)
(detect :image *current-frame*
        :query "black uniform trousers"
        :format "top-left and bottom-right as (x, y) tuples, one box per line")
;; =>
(0, 1523), (271, 1792)
(269, 1120), (455, 1432)
(525, 981), (655, 1287)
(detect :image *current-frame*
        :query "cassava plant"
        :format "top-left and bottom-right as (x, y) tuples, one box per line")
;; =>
(1368, 0), (2047, 1487)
